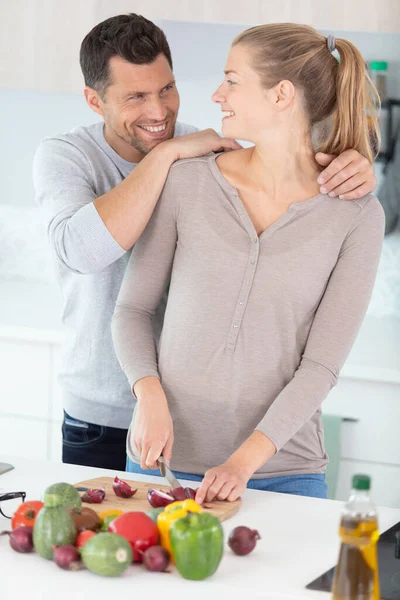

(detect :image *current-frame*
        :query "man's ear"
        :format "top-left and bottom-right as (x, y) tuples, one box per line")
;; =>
(83, 87), (105, 117)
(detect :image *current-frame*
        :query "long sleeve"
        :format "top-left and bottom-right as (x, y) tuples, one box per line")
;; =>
(256, 196), (385, 452)
(111, 169), (179, 391)
(33, 138), (125, 274)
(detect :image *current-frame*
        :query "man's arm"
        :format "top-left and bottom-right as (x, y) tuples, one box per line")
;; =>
(33, 129), (241, 274)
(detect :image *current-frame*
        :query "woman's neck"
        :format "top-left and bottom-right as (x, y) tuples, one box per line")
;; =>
(243, 131), (321, 203)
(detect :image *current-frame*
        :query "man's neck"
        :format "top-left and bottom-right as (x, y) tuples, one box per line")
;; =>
(103, 124), (145, 163)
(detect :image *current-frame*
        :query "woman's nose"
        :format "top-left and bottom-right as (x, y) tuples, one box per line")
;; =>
(212, 85), (225, 104)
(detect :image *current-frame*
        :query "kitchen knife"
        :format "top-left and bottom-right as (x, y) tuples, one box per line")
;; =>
(157, 455), (182, 490)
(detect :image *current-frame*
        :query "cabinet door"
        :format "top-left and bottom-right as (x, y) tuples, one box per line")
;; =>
(0, 340), (51, 419)
(0, 416), (48, 461)
(324, 378), (400, 465)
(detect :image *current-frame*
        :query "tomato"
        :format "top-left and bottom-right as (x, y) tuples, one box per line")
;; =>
(11, 501), (44, 529)
(76, 530), (96, 548)
(108, 512), (159, 562)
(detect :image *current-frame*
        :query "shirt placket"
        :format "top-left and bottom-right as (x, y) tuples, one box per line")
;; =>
(226, 234), (260, 350)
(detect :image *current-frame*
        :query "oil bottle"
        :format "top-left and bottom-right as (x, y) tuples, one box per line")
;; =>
(331, 474), (380, 600)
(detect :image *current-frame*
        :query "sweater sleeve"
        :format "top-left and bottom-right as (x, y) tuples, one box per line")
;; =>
(256, 196), (385, 452)
(111, 168), (179, 391)
(33, 137), (125, 274)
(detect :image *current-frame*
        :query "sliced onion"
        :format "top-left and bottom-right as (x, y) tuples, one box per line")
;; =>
(147, 488), (174, 508)
(113, 476), (138, 498)
(169, 486), (197, 501)
(81, 488), (106, 504)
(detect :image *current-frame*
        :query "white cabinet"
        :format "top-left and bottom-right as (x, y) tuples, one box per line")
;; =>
(0, 340), (51, 419)
(2, 0), (400, 93)
(324, 375), (400, 508)
(0, 336), (63, 462)
(0, 415), (48, 461)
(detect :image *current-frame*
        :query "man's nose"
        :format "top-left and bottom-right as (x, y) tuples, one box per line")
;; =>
(147, 96), (168, 122)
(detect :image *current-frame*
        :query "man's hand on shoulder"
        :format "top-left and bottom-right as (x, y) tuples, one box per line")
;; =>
(315, 149), (376, 200)
(162, 128), (242, 162)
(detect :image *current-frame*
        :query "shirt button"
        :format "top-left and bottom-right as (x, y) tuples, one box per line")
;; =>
(233, 323), (238, 328)
(254, 237), (258, 243)
(251, 260), (255, 265)
(239, 301), (244, 305)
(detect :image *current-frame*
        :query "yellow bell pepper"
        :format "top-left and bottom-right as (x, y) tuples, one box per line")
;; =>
(98, 509), (124, 521)
(158, 499), (202, 557)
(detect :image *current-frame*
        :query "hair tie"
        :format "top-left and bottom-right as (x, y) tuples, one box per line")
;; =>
(327, 35), (336, 53)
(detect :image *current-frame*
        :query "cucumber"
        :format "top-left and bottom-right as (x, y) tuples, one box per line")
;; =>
(80, 532), (133, 577)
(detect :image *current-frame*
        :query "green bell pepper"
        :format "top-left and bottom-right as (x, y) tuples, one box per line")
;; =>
(170, 511), (224, 580)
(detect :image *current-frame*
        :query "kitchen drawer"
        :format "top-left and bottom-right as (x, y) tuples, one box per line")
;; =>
(0, 415), (48, 461)
(336, 459), (400, 509)
(0, 339), (51, 419)
(323, 377), (400, 465)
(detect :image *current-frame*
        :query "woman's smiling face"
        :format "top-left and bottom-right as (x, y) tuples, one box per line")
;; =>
(212, 44), (296, 144)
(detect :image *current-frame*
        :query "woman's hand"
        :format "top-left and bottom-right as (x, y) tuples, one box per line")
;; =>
(195, 430), (277, 504)
(132, 376), (174, 470)
(195, 463), (251, 504)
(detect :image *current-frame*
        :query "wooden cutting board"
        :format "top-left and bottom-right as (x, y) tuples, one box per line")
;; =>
(74, 476), (241, 522)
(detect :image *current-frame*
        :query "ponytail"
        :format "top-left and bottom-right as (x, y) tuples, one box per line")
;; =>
(319, 38), (381, 163)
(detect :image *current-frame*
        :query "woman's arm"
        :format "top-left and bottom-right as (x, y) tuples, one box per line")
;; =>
(111, 168), (179, 468)
(196, 195), (385, 503)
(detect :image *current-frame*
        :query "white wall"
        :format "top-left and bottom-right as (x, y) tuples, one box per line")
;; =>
(1, 21), (400, 208)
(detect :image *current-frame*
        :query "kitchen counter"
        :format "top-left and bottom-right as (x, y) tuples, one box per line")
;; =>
(1, 457), (400, 599)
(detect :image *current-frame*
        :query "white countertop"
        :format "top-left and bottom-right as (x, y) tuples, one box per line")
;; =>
(1, 457), (400, 600)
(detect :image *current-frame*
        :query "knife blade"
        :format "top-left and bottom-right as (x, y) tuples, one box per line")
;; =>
(157, 455), (182, 490)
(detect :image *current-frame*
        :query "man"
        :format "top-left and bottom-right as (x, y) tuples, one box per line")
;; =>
(33, 13), (377, 470)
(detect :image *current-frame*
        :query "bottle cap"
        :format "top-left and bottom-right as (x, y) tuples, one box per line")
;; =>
(369, 61), (388, 71)
(352, 474), (371, 491)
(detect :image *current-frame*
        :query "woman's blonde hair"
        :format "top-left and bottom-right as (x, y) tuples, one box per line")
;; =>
(233, 23), (380, 162)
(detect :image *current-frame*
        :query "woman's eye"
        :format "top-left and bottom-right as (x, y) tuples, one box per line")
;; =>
(226, 80), (237, 86)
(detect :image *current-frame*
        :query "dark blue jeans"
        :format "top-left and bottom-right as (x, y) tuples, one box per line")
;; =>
(62, 411), (128, 471)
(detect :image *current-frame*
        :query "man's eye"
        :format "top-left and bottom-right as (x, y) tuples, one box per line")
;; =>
(162, 84), (174, 93)
(130, 94), (143, 100)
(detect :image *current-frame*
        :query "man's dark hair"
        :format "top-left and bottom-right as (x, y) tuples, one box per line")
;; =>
(80, 13), (173, 97)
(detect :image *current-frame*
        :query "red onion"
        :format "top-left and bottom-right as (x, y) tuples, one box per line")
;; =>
(169, 486), (197, 501)
(228, 526), (261, 556)
(1, 526), (33, 553)
(142, 545), (170, 572)
(52, 544), (82, 570)
(113, 476), (137, 498)
(147, 488), (174, 508)
(81, 488), (106, 503)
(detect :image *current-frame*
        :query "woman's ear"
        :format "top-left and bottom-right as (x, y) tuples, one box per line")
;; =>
(273, 80), (296, 108)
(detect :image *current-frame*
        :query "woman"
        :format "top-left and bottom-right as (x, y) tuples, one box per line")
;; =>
(111, 23), (384, 502)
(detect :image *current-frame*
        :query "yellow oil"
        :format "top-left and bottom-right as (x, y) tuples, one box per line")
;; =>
(331, 515), (380, 600)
